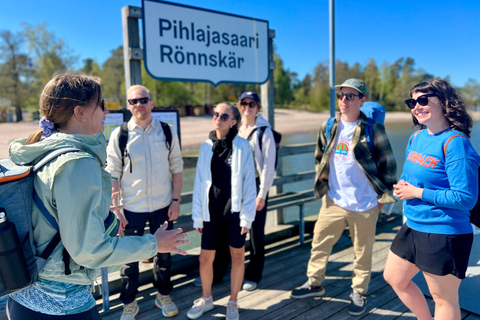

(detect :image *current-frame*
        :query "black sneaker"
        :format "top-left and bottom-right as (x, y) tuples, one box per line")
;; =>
(348, 290), (367, 316)
(291, 281), (325, 299)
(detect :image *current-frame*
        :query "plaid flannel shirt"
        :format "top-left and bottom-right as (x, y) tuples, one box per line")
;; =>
(314, 112), (397, 204)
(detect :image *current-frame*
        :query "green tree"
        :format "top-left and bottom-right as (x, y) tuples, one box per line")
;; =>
(0, 30), (34, 121)
(273, 53), (295, 106)
(101, 46), (125, 104)
(23, 23), (78, 87)
(462, 78), (480, 109)
(364, 59), (380, 101)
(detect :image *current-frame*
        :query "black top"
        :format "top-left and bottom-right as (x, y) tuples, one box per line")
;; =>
(208, 127), (238, 221)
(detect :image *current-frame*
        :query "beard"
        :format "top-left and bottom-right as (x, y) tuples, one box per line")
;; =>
(132, 108), (151, 120)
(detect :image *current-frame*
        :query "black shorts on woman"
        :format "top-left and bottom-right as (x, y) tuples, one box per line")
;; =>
(201, 212), (246, 250)
(391, 223), (473, 279)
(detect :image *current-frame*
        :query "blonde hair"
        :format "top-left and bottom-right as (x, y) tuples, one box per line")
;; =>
(127, 85), (152, 98)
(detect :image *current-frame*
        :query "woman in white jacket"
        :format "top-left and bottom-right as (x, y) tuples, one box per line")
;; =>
(237, 91), (276, 291)
(188, 102), (256, 320)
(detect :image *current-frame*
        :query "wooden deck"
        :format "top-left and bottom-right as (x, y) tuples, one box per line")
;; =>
(96, 214), (480, 320)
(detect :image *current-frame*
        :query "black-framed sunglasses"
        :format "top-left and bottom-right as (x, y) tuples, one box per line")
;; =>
(127, 97), (151, 106)
(404, 94), (436, 109)
(213, 112), (230, 122)
(240, 101), (257, 108)
(336, 92), (362, 101)
(99, 99), (106, 112)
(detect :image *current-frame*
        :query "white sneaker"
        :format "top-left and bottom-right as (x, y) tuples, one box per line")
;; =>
(155, 293), (178, 317)
(226, 301), (239, 320)
(120, 301), (139, 320)
(187, 297), (214, 319)
(242, 281), (257, 291)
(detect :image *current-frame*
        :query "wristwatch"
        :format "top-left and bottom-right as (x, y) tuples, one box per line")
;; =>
(172, 198), (181, 203)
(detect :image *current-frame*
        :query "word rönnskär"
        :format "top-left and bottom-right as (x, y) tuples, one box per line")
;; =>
(160, 45), (245, 69)
(159, 19), (260, 49)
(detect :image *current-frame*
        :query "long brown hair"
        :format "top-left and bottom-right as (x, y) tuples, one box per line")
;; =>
(409, 77), (472, 137)
(26, 74), (103, 144)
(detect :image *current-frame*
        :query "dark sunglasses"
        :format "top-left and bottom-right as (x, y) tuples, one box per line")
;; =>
(127, 97), (151, 106)
(213, 112), (230, 122)
(404, 94), (436, 109)
(240, 101), (257, 108)
(336, 92), (362, 101)
(99, 99), (106, 111)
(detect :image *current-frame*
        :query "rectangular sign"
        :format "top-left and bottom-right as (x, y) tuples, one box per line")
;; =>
(104, 109), (181, 146)
(142, 0), (269, 86)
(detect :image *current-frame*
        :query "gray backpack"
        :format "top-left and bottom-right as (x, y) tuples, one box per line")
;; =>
(0, 148), (80, 297)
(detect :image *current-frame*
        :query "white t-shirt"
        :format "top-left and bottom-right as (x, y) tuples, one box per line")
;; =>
(327, 119), (378, 211)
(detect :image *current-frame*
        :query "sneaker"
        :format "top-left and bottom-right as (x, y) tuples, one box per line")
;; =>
(192, 276), (202, 287)
(348, 290), (367, 316)
(120, 301), (139, 320)
(291, 281), (325, 299)
(155, 293), (178, 317)
(242, 281), (257, 291)
(226, 301), (239, 320)
(187, 297), (214, 319)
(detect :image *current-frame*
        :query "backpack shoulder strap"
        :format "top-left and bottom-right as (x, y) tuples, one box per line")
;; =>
(118, 122), (129, 168)
(411, 130), (421, 143)
(443, 134), (468, 157)
(365, 118), (376, 157)
(33, 147), (82, 230)
(325, 117), (335, 143)
(160, 121), (172, 151)
(322, 117), (336, 151)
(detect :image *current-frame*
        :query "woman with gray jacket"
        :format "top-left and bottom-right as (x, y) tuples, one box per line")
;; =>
(7, 74), (188, 320)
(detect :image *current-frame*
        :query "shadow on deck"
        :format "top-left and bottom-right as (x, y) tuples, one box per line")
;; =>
(95, 214), (480, 320)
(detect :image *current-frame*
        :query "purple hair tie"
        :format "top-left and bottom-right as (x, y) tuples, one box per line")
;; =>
(39, 116), (55, 137)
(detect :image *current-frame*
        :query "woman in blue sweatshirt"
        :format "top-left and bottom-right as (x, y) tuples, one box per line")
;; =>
(384, 78), (480, 320)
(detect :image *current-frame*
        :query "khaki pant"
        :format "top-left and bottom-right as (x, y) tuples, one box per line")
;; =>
(306, 195), (379, 295)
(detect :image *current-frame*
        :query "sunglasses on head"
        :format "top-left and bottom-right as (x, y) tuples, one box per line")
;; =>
(336, 92), (362, 101)
(99, 99), (106, 112)
(240, 101), (257, 108)
(404, 94), (436, 109)
(127, 97), (151, 106)
(213, 112), (231, 122)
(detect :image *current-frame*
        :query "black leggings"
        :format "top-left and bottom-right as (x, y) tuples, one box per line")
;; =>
(7, 298), (102, 320)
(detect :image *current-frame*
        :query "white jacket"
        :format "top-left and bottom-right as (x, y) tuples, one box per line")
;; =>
(192, 134), (256, 229)
(249, 114), (276, 199)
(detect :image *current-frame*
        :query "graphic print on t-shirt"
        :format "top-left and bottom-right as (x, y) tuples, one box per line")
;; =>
(333, 139), (351, 161)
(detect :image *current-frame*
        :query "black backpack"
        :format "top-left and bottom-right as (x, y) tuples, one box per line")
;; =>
(118, 121), (172, 173)
(248, 126), (282, 169)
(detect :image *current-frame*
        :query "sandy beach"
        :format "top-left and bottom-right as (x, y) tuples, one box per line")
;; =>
(0, 109), (414, 159)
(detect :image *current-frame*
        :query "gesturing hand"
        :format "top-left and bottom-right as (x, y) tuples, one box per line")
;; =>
(154, 222), (190, 255)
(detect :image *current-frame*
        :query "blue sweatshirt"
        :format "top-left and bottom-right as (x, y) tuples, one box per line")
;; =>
(401, 129), (480, 234)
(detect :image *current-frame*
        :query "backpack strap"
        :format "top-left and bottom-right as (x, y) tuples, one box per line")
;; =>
(365, 118), (376, 158)
(33, 147), (81, 275)
(322, 117), (336, 151)
(443, 134), (468, 157)
(118, 122), (129, 170)
(411, 129), (421, 143)
(160, 121), (173, 152)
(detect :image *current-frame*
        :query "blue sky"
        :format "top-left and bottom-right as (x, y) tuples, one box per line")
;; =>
(1, 0), (479, 87)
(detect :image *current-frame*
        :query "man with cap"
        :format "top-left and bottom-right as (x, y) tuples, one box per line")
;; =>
(290, 79), (397, 316)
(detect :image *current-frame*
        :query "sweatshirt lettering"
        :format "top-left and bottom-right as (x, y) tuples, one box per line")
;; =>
(407, 151), (440, 169)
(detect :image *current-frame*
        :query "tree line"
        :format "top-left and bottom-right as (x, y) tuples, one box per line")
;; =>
(1, 23), (479, 122)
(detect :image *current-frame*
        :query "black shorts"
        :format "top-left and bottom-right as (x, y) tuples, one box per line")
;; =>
(201, 213), (246, 250)
(391, 223), (473, 279)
